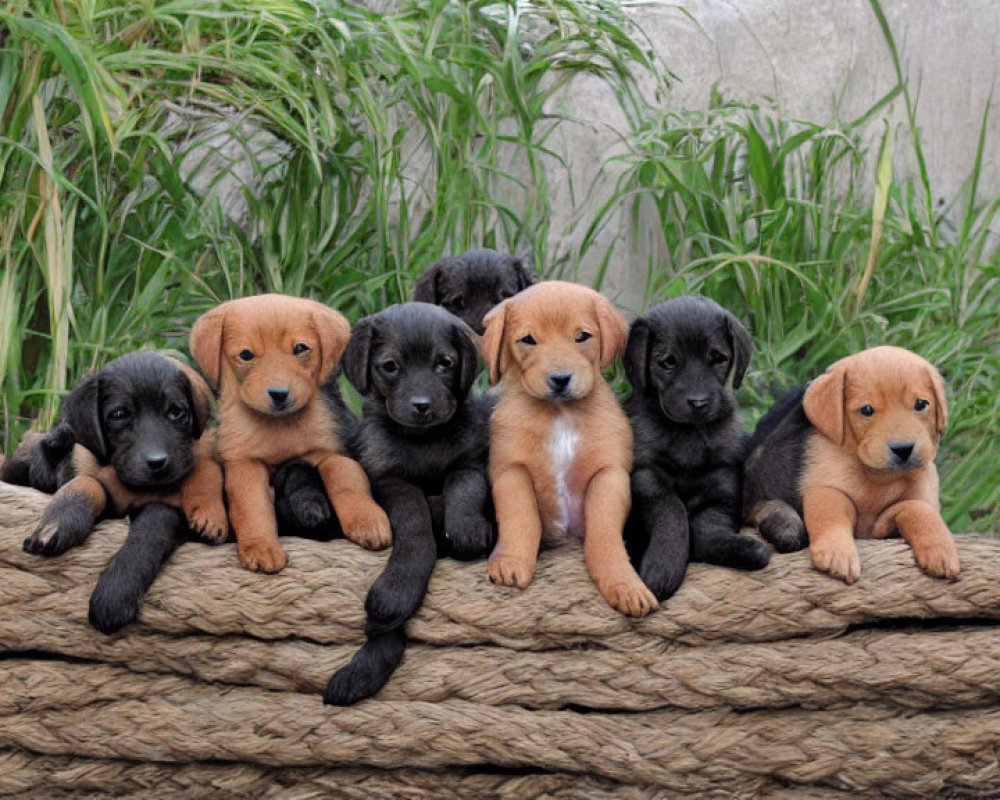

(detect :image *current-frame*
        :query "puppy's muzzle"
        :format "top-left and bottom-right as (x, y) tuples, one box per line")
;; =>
(410, 396), (431, 417)
(267, 387), (291, 412)
(547, 373), (573, 398)
(888, 441), (916, 468)
(687, 394), (710, 413)
(145, 451), (169, 473)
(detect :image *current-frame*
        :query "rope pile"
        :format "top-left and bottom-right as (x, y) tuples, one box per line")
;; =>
(1, 482), (999, 797)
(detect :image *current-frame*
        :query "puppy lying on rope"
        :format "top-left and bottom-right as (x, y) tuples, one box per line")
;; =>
(624, 297), (771, 602)
(744, 345), (959, 583)
(190, 294), (391, 574)
(481, 281), (658, 617)
(278, 303), (495, 705)
(8, 351), (226, 633)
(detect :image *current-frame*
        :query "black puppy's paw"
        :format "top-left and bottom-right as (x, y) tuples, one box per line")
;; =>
(723, 533), (772, 571)
(22, 511), (91, 557)
(88, 578), (142, 635)
(446, 512), (495, 560)
(759, 510), (808, 554)
(639, 555), (688, 602)
(274, 462), (333, 534)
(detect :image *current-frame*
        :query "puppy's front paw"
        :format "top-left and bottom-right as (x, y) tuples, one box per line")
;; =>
(759, 513), (807, 554)
(291, 490), (333, 531)
(810, 539), (861, 584)
(341, 503), (392, 550)
(487, 553), (536, 589)
(446, 514), (496, 560)
(89, 580), (142, 635)
(187, 502), (229, 544)
(599, 578), (659, 618)
(238, 538), (288, 573)
(912, 537), (960, 579)
(23, 516), (86, 557)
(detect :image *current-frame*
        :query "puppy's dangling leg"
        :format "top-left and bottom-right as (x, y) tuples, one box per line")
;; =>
(89, 503), (187, 634)
(630, 466), (690, 601)
(23, 475), (106, 556)
(324, 481), (435, 706)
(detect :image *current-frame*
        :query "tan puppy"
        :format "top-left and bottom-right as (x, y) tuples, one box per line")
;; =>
(801, 345), (958, 583)
(481, 281), (658, 617)
(190, 294), (390, 573)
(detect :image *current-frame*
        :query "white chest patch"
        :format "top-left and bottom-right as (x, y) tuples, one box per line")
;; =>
(548, 415), (583, 537)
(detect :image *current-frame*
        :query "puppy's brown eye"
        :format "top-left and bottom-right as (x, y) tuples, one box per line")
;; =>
(859, 404), (875, 417)
(380, 359), (399, 375)
(293, 343), (310, 355)
(660, 354), (678, 369)
(108, 408), (130, 422)
(237, 349), (254, 362)
(436, 356), (454, 372)
(518, 334), (537, 346)
(914, 398), (929, 411)
(575, 331), (593, 343)
(709, 350), (728, 365)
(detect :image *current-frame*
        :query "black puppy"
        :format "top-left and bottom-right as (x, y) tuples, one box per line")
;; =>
(15, 351), (222, 633)
(413, 247), (534, 333)
(623, 296), (771, 601)
(277, 303), (494, 705)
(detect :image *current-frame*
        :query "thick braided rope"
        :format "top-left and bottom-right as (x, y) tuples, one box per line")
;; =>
(2, 484), (999, 652)
(2, 660), (999, 797)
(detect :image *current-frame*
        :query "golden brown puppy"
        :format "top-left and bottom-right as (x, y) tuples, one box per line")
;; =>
(190, 294), (390, 573)
(800, 345), (957, 583)
(481, 281), (658, 617)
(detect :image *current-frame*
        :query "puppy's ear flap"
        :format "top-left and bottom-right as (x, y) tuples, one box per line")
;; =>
(452, 319), (482, 396)
(342, 316), (374, 394)
(927, 364), (948, 436)
(724, 311), (754, 389)
(803, 363), (847, 446)
(61, 371), (108, 463)
(623, 317), (651, 391)
(595, 295), (628, 370)
(511, 254), (535, 290)
(311, 303), (352, 384)
(413, 260), (443, 303)
(167, 358), (214, 438)
(480, 300), (510, 386)
(190, 306), (226, 390)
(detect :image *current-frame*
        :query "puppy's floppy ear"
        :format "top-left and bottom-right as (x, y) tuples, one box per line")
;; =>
(310, 302), (352, 383)
(926, 364), (948, 436)
(190, 305), (226, 390)
(61, 371), (108, 463)
(595, 294), (628, 369)
(413, 259), (444, 303)
(342, 316), (374, 393)
(166, 358), (214, 438)
(511, 255), (535, 290)
(480, 300), (510, 386)
(452, 319), (482, 396)
(723, 310), (753, 389)
(803, 362), (847, 446)
(623, 317), (651, 392)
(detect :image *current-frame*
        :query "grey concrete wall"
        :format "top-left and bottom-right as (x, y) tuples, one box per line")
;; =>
(540, 0), (1000, 309)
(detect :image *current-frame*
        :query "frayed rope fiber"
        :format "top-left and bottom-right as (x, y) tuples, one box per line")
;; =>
(1, 483), (999, 797)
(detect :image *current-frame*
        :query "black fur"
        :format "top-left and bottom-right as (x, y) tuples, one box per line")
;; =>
(15, 351), (210, 633)
(624, 296), (770, 602)
(277, 303), (494, 705)
(413, 248), (534, 333)
(741, 386), (811, 552)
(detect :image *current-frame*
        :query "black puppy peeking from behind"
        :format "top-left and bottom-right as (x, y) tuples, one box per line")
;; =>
(7, 351), (224, 634)
(624, 296), (771, 602)
(413, 247), (534, 333)
(276, 303), (495, 705)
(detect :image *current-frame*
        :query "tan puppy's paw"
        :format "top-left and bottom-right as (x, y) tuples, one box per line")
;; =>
(810, 539), (861, 584)
(599, 579), (659, 618)
(487, 553), (536, 589)
(340, 502), (392, 550)
(238, 538), (288, 573)
(187, 502), (229, 544)
(912, 537), (960, 579)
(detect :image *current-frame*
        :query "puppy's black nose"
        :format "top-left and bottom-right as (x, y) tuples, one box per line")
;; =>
(268, 387), (290, 406)
(410, 396), (431, 415)
(889, 442), (914, 463)
(687, 395), (710, 411)
(146, 452), (169, 472)
(548, 374), (572, 394)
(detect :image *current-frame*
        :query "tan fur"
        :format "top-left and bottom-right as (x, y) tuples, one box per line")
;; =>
(190, 294), (390, 573)
(800, 345), (957, 583)
(481, 281), (657, 617)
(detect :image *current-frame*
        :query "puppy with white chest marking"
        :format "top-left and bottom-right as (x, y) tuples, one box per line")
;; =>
(744, 345), (958, 583)
(481, 281), (658, 617)
(190, 294), (391, 573)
